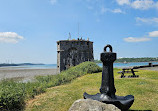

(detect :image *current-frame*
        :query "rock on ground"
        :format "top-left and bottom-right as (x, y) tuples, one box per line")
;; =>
(69, 99), (120, 111)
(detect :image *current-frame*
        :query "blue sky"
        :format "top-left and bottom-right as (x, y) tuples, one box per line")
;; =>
(0, 0), (158, 64)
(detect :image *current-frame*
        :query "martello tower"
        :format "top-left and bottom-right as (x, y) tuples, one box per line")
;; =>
(57, 38), (94, 72)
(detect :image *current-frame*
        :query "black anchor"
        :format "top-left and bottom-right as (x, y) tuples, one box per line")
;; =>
(83, 44), (134, 111)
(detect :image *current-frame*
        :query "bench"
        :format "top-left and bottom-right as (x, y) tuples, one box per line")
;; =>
(118, 67), (139, 78)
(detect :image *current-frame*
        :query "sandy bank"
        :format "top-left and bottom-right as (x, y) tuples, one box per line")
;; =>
(0, 67), (58, 82)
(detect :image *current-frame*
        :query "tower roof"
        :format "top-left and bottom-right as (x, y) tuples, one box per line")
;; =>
(57, 39), (93, 43)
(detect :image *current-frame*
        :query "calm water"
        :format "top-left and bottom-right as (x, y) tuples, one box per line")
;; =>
(2, 62), (158, 69)
(0, 64), (57, 69)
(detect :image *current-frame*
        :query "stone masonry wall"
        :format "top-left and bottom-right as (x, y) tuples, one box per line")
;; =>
(57, 40), (94, 72)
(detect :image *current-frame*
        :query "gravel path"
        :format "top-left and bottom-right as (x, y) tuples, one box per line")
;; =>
(0, 67), (58, 82)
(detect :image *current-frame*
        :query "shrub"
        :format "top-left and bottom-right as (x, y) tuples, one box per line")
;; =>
(36, 62), (102, 87)
(0, 80), (25, 110)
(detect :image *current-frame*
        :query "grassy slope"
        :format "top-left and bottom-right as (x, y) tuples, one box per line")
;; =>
(25, 69), (158, 111)
(0, 62), (101, 110)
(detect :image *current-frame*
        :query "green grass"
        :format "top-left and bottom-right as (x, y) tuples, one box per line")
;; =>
(0, 62), (101, 110)
(25, 69), (158, 111)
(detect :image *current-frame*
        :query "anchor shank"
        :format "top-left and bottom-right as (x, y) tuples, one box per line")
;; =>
(100, 61), (116, 97)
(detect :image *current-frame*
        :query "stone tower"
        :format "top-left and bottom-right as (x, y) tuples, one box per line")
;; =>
(57, 38), (94, 72)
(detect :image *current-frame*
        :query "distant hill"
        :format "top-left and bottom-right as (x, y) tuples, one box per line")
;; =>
(0, 63), (44, 67)
(18, 63), (44, 66)
(94, 57), (158, 63)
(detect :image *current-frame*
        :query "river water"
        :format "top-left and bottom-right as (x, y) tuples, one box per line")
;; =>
(2, 62), (157, 69)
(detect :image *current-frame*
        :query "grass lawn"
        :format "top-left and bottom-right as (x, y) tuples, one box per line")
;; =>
(25, 69), (158, 111)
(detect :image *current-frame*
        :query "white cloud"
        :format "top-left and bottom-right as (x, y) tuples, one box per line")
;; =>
(124, 37), (151, 42)
(111, 8), (124, 13)
(124, 30), (158, 43)
(50, 0), (57, 5)
(85, 1), (125, 15)
(116, 0), (158, 10)
(136, 17), (158, 24)
(131, 0), (154, 10)
(149, 31), (158, 37)
(116, 0), (130, 5)
(101, 8), (125, 14)
(0, 32), (24, 44)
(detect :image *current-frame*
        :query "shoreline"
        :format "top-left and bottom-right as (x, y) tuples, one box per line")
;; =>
(0, 68), (58, 82)
(0, 63), (157, 82)
(139, 66), (158, 71)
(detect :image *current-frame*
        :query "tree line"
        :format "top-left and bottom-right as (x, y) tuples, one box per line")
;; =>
(94, 57), (158, 63)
